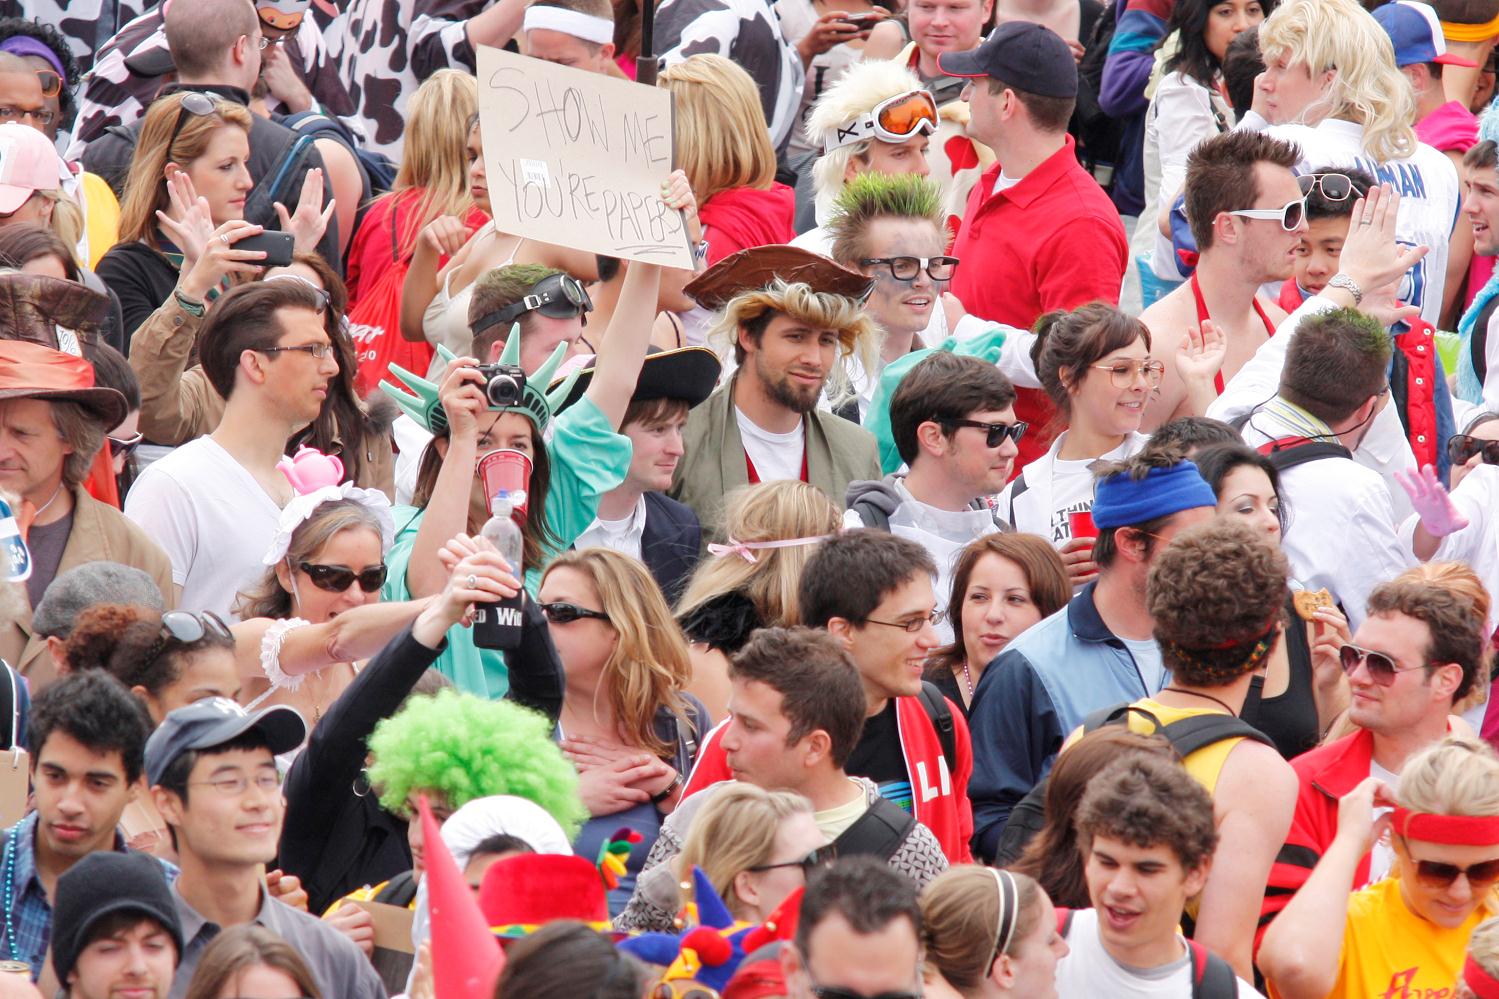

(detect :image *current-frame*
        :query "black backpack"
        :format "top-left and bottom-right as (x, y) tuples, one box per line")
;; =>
(992, 704), (1273, 865)
(917, 681), (957, 778)
(832, 796), (917, 861)
(1057, 907), (1240, 998)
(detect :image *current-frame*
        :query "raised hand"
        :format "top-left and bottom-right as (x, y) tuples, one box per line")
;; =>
(1395, 464), (1469, 538)
(1336, 185), (1429, 300)
(156, 169), (215, 267)
(659, 167), (701, 246)
(1176, 318), (1227, 387)
(1333, 776), (1397, 854)
(276, 166), (336, 253)
(435, 357), (488, 443)
(417, 214), (470, 259)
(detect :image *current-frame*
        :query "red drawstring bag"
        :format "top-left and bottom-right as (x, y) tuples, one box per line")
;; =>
(349, 197), (432, 396)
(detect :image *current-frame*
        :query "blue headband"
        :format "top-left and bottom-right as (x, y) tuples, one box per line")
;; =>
(1092, 461), (1217, 530)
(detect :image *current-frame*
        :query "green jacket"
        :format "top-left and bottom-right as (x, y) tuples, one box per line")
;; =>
(669, 376), (881, 544)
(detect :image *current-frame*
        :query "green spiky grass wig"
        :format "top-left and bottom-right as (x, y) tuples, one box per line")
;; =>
(366, 689), (587, 839)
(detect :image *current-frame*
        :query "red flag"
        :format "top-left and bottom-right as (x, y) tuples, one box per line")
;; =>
(420, 795), (505, 998)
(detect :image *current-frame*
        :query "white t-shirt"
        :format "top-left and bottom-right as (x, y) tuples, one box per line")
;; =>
(1368, 757), (1399, 885)
(1247, 116), (1460, 327)
(736, 407), (805, 483)
(994, 432), (1150, 544)
(1056, 909), (1263, 998)
(574, 494), (648, 562)
(123, 436), (284, 620)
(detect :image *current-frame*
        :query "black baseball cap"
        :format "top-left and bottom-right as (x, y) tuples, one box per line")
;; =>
(144, 697), (306, 787)
(938, 21), (1079, 99)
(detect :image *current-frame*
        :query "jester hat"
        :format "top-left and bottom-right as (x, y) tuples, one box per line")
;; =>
(617, 867), (754, 993)
(378, 326), (583, 435)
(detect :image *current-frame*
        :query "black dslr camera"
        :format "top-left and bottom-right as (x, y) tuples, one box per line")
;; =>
(474, 364), (527, 407)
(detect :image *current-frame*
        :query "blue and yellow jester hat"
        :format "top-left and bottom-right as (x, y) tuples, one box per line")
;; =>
(378, 326), (582, 435)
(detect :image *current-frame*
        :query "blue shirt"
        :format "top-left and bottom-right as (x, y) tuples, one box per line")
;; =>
(0, 813), (178, 981)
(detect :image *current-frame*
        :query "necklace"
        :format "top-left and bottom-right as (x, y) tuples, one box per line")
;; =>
(1163, 687), (1238, 715)
(30, 483), (63, 522)
(958, 661), (975, 699)
(2, 819), (22, 961)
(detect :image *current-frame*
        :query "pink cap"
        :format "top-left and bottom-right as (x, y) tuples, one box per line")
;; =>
(0, 123), (61, 214)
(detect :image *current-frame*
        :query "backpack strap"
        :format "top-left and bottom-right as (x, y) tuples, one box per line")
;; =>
(1080, 702), (1163, 735)
(1186, 939), (1240, 999)
(1156, 713), (1275, 757)
(1055, 907), (1075, 937)
(917, 681), (956, 777)
(832, 796), (917, 862)
(1257, 437), (1352, 473)
(371, 869), (419, 907)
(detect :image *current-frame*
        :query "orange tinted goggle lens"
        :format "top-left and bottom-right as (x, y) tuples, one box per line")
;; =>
(877, 91), (938, 137)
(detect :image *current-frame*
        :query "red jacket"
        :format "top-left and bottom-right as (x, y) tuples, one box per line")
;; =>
(682, 695), (975, 863)
(1259, 729), (1375, 950)
(950, 137), (1127, 469)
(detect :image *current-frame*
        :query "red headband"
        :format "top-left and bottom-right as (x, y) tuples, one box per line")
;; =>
(1391, 807), (1499, 846)
(1465, 957), (1499, 999)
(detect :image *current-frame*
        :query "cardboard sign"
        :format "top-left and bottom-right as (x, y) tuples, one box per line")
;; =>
(476, 45), (694, 269)
(364, 901), (417, 995)
(0, 747), (27, 829)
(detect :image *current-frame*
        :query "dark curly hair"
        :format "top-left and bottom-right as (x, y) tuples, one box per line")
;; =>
(1075, 753), (1218, 872)
(1148, 521), (1288, 687)
(0, 18), (81, 127)
(63, 604), (233, 703)
(25, 670), (153, 785)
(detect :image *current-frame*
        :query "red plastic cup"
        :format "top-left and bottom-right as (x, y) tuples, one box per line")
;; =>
(1068, 510), (1099, 541)
(476, 448), (533, 518)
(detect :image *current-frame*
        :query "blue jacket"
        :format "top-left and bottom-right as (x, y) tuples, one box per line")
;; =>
(967, 582), (1163, 860)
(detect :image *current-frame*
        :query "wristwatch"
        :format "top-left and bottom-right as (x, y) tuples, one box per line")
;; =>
(1327, 273), (1363, 306)
(651, 773), (683, 806)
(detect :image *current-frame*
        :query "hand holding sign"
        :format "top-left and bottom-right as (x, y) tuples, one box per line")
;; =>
(477, 45), (694, 269)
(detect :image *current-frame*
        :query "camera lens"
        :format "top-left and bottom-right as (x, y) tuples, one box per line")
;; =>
(486, 373), (522, 407)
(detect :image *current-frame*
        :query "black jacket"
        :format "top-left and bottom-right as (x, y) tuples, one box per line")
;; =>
(277, 600), (564, 914)
(640, 491), (702, 606)
(82, 83), (341, 271)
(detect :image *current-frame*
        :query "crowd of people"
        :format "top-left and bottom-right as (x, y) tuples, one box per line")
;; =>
(5, 0), (1499, 995)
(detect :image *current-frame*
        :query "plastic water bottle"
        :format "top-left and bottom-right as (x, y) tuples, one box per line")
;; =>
(473, 491), (525, 650)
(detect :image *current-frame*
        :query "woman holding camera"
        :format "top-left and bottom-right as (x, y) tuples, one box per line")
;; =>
(378, 172), (695, 698)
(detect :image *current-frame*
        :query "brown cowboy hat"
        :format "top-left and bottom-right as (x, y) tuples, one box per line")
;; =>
(684, 245), (874, 311)
(0, 339), (128, 427)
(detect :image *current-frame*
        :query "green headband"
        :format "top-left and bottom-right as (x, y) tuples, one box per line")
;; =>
(379, 328), (583, 435)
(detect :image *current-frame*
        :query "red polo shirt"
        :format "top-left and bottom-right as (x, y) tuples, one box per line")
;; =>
(951, 135), (1127, 468)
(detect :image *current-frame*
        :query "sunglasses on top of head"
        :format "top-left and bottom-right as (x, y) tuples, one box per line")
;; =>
(141, 610), (233, 668)
(298, 561), (387, 593)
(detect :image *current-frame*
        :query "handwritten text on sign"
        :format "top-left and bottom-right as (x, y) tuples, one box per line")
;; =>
(476, 45), (693, 269)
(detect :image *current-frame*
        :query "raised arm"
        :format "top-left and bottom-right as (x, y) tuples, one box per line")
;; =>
(1258, 776), (1392, 999)
(405, 361), (489, 598)
(231, 597), (433, 685)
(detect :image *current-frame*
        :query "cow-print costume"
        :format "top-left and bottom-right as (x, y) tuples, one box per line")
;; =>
(0, 0), (146, 75)
(654, 0), (803, 154)
(323, 0), (489, 161)
(66, 3), (363, 161)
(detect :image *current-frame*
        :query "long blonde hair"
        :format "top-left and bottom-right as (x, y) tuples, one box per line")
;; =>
(675, 785), (814, 918)
(117, 93), (254, 248)
(381, 69), (479, 259)
(1398, 738), (1499, 821)
(544, 548), (695, 756)
(659, 55), (776, 204)
(676, 481), (842, 630)
(1258, 0), (1417, 162)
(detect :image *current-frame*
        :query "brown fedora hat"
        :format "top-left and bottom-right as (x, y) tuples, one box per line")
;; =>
(684, 245), (874, 311)
(0, 339), (128, 428)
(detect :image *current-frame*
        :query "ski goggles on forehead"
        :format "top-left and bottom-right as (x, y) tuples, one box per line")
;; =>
(823, 89), (938, 153)
(473, 273), (594, 335)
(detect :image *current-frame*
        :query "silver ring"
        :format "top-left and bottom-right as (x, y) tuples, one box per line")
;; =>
(219, 233), (230, 244)
(1360, 215), (1374, 226)
(466, 574), (478, 588)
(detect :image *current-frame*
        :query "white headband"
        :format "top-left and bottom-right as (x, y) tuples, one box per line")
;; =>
(523, 6), (615, 45)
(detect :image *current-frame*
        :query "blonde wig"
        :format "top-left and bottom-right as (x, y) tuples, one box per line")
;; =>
(806, 60), (930, 218)
(117, 93), (254, 248)
(659, 55), (777, 204)
(542, 547), (695, 756)
(384, 69), (480, 258)
(674, 784), (815, 918)
(707, 278), (880, 407)
(921, 866), (1046, 993)
(1398, 738), (1499, 821)
(1396, 561), (1493, 714)
(675, 480), (842, 630)
(1258, 0), (1417, 162)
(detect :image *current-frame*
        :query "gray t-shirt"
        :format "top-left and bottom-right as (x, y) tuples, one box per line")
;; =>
(24, 510), (72, 610)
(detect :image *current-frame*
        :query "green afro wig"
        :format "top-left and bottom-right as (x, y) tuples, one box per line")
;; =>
(366, 689), (587, 839)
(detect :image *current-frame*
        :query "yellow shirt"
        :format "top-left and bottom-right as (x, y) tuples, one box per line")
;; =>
(1324, 876), (1493, 999)
(1123, 699), (1242, 797)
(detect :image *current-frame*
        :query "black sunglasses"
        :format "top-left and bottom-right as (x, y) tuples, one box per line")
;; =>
(748, 844), (836, 874)
(298, 561), (387, 593)
(1448, 433), (1499, 467)
(809, 981), (920, 999)
(167, 91), (221, 150)
(943, 418), (1028, 448)
(1397, 838), (1499, 889)
(1338, 643), (1430, 687)
(142, 610), (233, 668)
(540, 601), (610, 624)
(108, 431), (144, 459)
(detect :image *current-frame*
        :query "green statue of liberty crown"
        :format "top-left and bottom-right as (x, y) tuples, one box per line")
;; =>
(379, 325), (583, 436)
